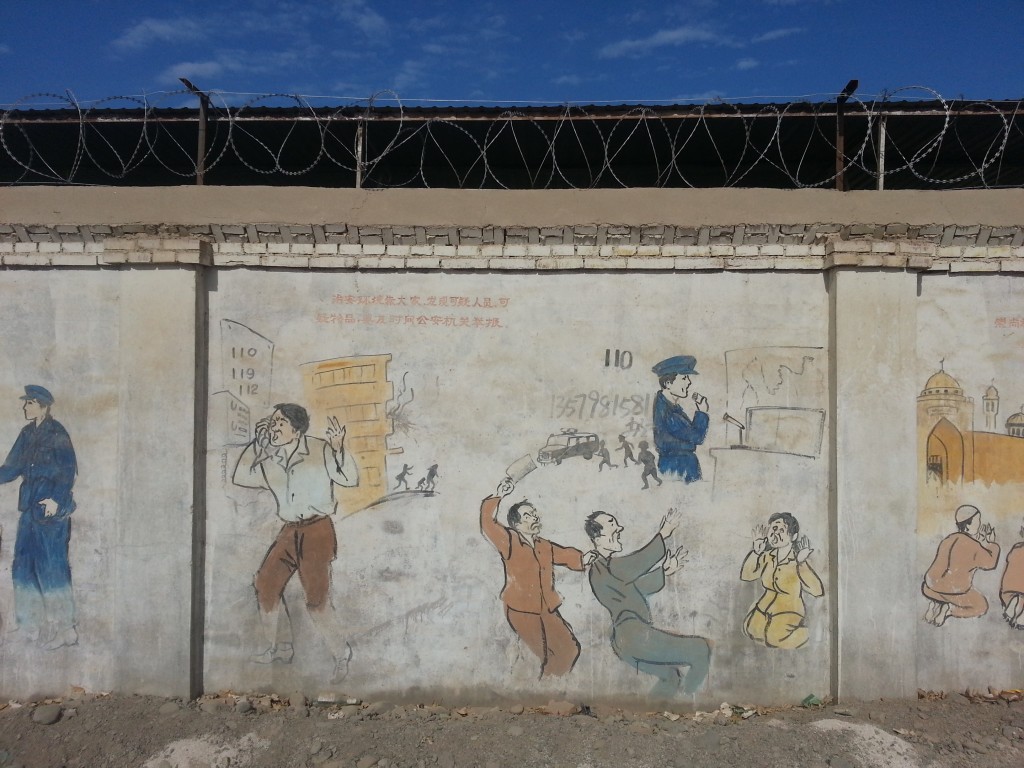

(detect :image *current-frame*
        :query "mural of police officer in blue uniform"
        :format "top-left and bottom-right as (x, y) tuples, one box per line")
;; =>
(652, 356), (710, 483)
(0, 385), (78, 650)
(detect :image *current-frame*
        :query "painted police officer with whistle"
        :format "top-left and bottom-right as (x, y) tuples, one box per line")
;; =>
(652, 355), (710, 483)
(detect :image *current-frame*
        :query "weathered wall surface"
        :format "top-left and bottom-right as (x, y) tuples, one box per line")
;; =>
(0, 267), (196, 699)
(2, 187), (1024, 227)
(0, 187), (1023, 707)
(204, 270), (830, 707)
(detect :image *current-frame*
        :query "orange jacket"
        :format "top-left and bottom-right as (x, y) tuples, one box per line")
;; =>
(925, 532), (1000, 595)
(479, 495), (584, 614)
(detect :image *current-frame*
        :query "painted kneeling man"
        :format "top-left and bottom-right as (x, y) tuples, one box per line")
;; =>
(233, 404), (358, 677)
(1000, 520), (1024, 629)
(922, 504), (999, 627)
(740, 513), (823, 649)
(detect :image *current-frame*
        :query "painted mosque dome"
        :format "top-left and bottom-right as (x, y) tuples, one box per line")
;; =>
(1008, 410), (1024, 427)
(922, 369), (963, 396)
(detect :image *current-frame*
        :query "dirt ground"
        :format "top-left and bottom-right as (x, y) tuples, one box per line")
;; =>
(0, 688), (1022, 768)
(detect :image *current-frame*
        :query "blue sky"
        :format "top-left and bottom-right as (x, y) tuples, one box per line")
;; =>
(1, 0), (1022, 109)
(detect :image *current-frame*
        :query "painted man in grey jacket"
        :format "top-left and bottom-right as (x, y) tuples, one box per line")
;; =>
(585, 509), (711, 698)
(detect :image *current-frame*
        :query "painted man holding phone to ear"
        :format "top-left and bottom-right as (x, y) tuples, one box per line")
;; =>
(652, 355), (710, 483)
(233, 403), (358, 678)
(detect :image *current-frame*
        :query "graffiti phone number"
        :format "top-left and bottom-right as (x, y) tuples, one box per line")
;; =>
(552, 391), (651, 421)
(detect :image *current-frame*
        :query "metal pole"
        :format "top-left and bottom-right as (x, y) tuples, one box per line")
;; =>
(835, 80), (858, 192)
(180, 78), (208, 186)
(355, 121), (364, 189)
(877, 115), (887, 191)
(836, 101), (846, 191)
(196, 93), (207, 186)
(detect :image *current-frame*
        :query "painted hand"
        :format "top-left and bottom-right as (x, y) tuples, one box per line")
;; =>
(979, 523), (996, 543)
(496, 477), (515, 498)
(40, 498), (59, 517)
(254, 417), (272, 449)
(582, 550), (598, 567)
(663, 546), (688, 576)
(795, 534), (814, 563)
(752, 524), (768, 554)
(659, 507), (681, 539)
(692, 392), (709, 413)
(326, 416), (347, 454)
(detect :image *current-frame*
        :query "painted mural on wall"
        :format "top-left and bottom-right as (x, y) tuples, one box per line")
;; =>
(205, 271), (831, 700)
(740, 513), (823, 649)
(918, 362), (1024, 487)
(0, 385), (78, 651)
(585, 508), (711, 697)
(721, 346), (826, 459)
(232, 407), (357, 677)
(480, 475), (590, 678)
(921, 504), (999, 626)
(651, 355), (710, 483)
(916, 276), (1024, 656)
(1002, 521), (1024, 629)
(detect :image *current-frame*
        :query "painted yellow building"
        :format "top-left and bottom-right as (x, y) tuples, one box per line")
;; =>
(918, 366), (1024, 486)
(302, 354), (402, 513)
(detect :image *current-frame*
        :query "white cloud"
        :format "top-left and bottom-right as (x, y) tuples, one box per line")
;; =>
(113, 17), (207, 50)
(735, 57), (759, 70)
(334, 0), (388, 36)
(753, 27), (805, 42)
(0, 43), (11, 55)
(159, 60), (227, 84)
(409, 15), (448, 33)
(392, 59), (427, 92)
(477, 14), (509, 42)
(553, 74), (582, 86)
(422, 43), (452, 56)
(599, 25), (738, 59)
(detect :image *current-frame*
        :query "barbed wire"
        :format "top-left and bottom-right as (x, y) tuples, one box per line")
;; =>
(0, 87), (1021, 189)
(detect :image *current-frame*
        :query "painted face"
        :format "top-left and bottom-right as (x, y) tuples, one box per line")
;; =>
(22, 398), (46, 422)
(964, 514), (981, 536)
(594, 513), (624, 554)
(767, 518), (794, 549)
(665, 374), (692, 400)
(269, 410), (300, 447)
(514, 505), (541, 537)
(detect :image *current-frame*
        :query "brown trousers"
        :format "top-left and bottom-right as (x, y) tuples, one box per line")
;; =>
(505, 606), (580, 677)
(255, 516), (337, 613)
(922, 584), (989, 619)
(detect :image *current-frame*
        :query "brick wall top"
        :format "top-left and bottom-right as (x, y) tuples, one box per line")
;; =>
(2, 231), (1023, 273)
(2, 222), (1023, 248)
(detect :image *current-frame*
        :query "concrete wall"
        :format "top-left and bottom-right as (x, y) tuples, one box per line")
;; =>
(0, 267), (196, 699)
(0, 187), (1023, 707)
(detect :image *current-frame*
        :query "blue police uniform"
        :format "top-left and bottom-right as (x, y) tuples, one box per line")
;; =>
(651, 356), (709, 483)
(653, 392), (709, 482)
(0, 387), (77, 637)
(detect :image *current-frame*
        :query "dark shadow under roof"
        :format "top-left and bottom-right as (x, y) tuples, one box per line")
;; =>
(2, 98), (1022, 189)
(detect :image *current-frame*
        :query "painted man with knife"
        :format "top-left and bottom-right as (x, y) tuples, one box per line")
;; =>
(480, 473), (594, 677)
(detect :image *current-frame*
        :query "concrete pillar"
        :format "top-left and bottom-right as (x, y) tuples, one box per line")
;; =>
(111, 268), (198, 696)
(831, 268), (919, 700)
